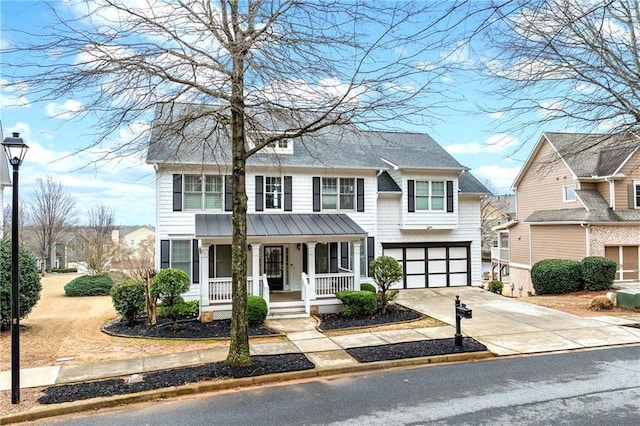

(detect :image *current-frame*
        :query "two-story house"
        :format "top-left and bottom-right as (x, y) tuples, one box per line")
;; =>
(146, 105), (490, 318)
(493, 132), (640, 297)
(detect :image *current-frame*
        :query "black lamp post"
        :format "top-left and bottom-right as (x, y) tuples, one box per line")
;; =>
(3, 132), (29, 405)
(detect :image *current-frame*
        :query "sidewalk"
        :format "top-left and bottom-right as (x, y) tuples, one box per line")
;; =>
(2, 287), (640, 420)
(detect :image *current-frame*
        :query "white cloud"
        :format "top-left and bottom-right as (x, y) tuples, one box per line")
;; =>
(445, 134), (518, 155)
(473, 165), (521, 193)
(0, 79), (31, 109)
(490, 112), (506, 119)
(538, 100), (564, 120)
(445, 142), (484, 155)
(44, 99), (84, 119)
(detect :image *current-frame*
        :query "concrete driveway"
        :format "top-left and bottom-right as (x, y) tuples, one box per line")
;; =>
(396, 287), (640, 356)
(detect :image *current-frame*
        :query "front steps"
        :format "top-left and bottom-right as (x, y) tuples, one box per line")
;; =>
(268, 300), (308, 319)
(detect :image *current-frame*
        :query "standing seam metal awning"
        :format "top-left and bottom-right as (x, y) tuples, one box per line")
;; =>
(195, 213), (366, 238)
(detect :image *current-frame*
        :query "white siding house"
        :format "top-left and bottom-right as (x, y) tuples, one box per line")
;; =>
(146, 106), (490, 318)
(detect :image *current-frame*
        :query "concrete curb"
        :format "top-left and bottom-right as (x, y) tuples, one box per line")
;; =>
(0, 351), (493, 424)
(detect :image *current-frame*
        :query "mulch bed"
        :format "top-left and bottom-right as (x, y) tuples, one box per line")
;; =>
(318, 304), (423, 331)
(38, 353), (314, 404)
(624, 323), (640, 329)
(103, 317), (279, 339)
(347, 337), (487, 363)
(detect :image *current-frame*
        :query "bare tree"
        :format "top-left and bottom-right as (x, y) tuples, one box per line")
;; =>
(27, 176), (77, 273)
(2, 0), (505, 366)
(480, 193), (514, 254)
(483, 0), (640, 141)
(72, 204), (116, 274)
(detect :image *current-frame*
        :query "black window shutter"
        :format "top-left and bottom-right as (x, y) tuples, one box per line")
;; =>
(160, 240), (170, 269)
(313, 177), (321, 212)
(302, 243), (308, 274)
(447, 180), (454, 212)
(284, 176), (292, 211)
(356, 178), (365, 212)
(173, 174), (183, 212)
(255, 175), (264, 211)
(366, 237), (375, 276)
(208, 245), (215, 279)
(329, 242), (338, 273)
(340, 242), (349, 269)
(224, 175), (233, 211)
(407, 180), (415, 212)
(192, 239), (199, 283)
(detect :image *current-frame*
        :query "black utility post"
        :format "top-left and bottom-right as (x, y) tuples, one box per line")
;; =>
(454, 295), (472, 347)
(3, 132), (29, 404)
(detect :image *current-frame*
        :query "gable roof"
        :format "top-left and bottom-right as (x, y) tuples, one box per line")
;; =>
(513, 132), (640, 189)
(458, 171), (492, 195)
(377, 171), (401, 192)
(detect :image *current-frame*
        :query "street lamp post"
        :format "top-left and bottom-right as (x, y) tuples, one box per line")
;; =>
(3, 132), (29, 405)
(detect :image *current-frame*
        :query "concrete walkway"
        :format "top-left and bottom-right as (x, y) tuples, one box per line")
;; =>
(2, 287), (640, 392)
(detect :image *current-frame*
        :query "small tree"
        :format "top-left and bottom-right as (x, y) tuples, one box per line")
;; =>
(369, 256), (403, 315)
(151, 268), (190, 330)
(0, 239), (42, 331)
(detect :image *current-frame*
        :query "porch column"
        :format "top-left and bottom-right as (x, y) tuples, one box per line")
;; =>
(200, 246), (210, 306)
(352, 241), (361, 291)
(307, 242), (317, 299)
(251, 243), (261, 296)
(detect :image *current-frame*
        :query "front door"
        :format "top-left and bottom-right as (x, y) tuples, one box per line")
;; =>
(264, 245), (284, 291)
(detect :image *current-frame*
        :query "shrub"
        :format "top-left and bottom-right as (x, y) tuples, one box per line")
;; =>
(487, 280), (504, 294)
(360, 283), (377, 293)
(51, 268), (78, 273)
(64, 274), (113, 297)
(531, 259), (583, 295)
(589, 295), (614, 311)
(369, 256), (403, 314)
(151, 268), (190, 329)
(336, 290), (377, 317)
(111, 279), (146, 325)
(582, 256), (616, 291)
(0, 239), (42, 331)
(181, 299), (199, 317)
(247, 295), (268, 325)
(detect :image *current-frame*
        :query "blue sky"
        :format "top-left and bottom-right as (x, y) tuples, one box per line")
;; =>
(1, 1), (548, 226)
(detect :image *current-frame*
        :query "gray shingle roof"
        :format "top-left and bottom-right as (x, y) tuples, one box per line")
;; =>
(458, 171), (492, 195)
(377, 171), (401, 192)
(544, 132), (639, 177)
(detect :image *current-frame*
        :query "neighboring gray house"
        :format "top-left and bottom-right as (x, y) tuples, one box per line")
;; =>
(146, 105), (491, 318)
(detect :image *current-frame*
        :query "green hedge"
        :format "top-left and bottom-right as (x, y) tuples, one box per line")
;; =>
(582, 256), (616, 291)
(247, 295), (268, 325)
(531, 259), (583, 295)
(1, 239), (42, 331)
(64, 274), (114, 297)
(360, 283), (377, 293)
(51, 268), (78, 273)
(487, 280), (504, 294)
(336, 290), (377, 317)
(111, 279), (146, 325)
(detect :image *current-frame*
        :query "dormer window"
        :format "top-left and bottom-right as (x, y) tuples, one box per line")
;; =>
(563, 185), (576, 202)
(254, 133), (294, 154)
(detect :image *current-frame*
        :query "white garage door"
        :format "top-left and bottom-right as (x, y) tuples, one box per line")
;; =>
(383, 243), (471, 288)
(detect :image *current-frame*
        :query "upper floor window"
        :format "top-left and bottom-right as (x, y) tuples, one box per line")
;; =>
(634, 182), (640, 208)
(265, 176), (282, 209)
(415, 180), (445, 211)
(322, 177), (354, 210)
(254, 133), (293, 154)
(184, 175), (223, 210)
(563, 184), (576, 202)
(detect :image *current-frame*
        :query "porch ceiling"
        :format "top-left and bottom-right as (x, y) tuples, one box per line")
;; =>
(195, 213), (366, 238)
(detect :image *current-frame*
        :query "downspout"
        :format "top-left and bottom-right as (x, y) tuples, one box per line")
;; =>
(580, 223), (590, 256)
(606, 177), (615, 209)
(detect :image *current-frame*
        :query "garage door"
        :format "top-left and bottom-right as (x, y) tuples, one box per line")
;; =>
(605, 245), (639, 281)
(382, 242), (471, 289)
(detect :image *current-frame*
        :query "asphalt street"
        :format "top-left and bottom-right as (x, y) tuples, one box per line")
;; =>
(35, 345), (640, 426)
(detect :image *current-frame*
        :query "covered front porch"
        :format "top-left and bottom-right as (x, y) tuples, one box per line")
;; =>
(195, 213), (368, 318)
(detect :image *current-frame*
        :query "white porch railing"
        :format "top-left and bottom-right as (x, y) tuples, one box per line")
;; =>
(301, 272), (311, 315)
(209, 275), (267, 303)
(491, 247), (510, 262)
(315, 272), (354, 297)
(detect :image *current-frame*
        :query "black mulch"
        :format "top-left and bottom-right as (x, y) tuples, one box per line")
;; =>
(623, 323), (640, 329)
(37, 354), (314, 405)
(318, 304), (423, 331)
(347, 337), (487, 363)
(103, 317), (279, 339)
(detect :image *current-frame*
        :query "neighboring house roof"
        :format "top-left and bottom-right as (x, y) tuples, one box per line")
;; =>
(146, 103), (470, 172)
(377, 171), (401, 192)
(526, 190), (640, 223)
(458, 171), (492, 195)
(195, 213), (366, 238)
(512, 132), (640, 189)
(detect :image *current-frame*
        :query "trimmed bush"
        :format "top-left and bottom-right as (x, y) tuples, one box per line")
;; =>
(51, 268), (78, 273)
(336, 290), (377, 317)
(487, 280), (504, 294)
(589, 295), (614, 311)
(247, 295), (268, 325)
(1, 239), (42, 331)
(582, 256), (616, 291)
(181, 299), (199, 317)
(151, 268), (190, 329)
(531, 259), (583, 295)
(111, 279), (146, 325)
(360, 283), (377, 293)
(64, 274), (113, 297)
